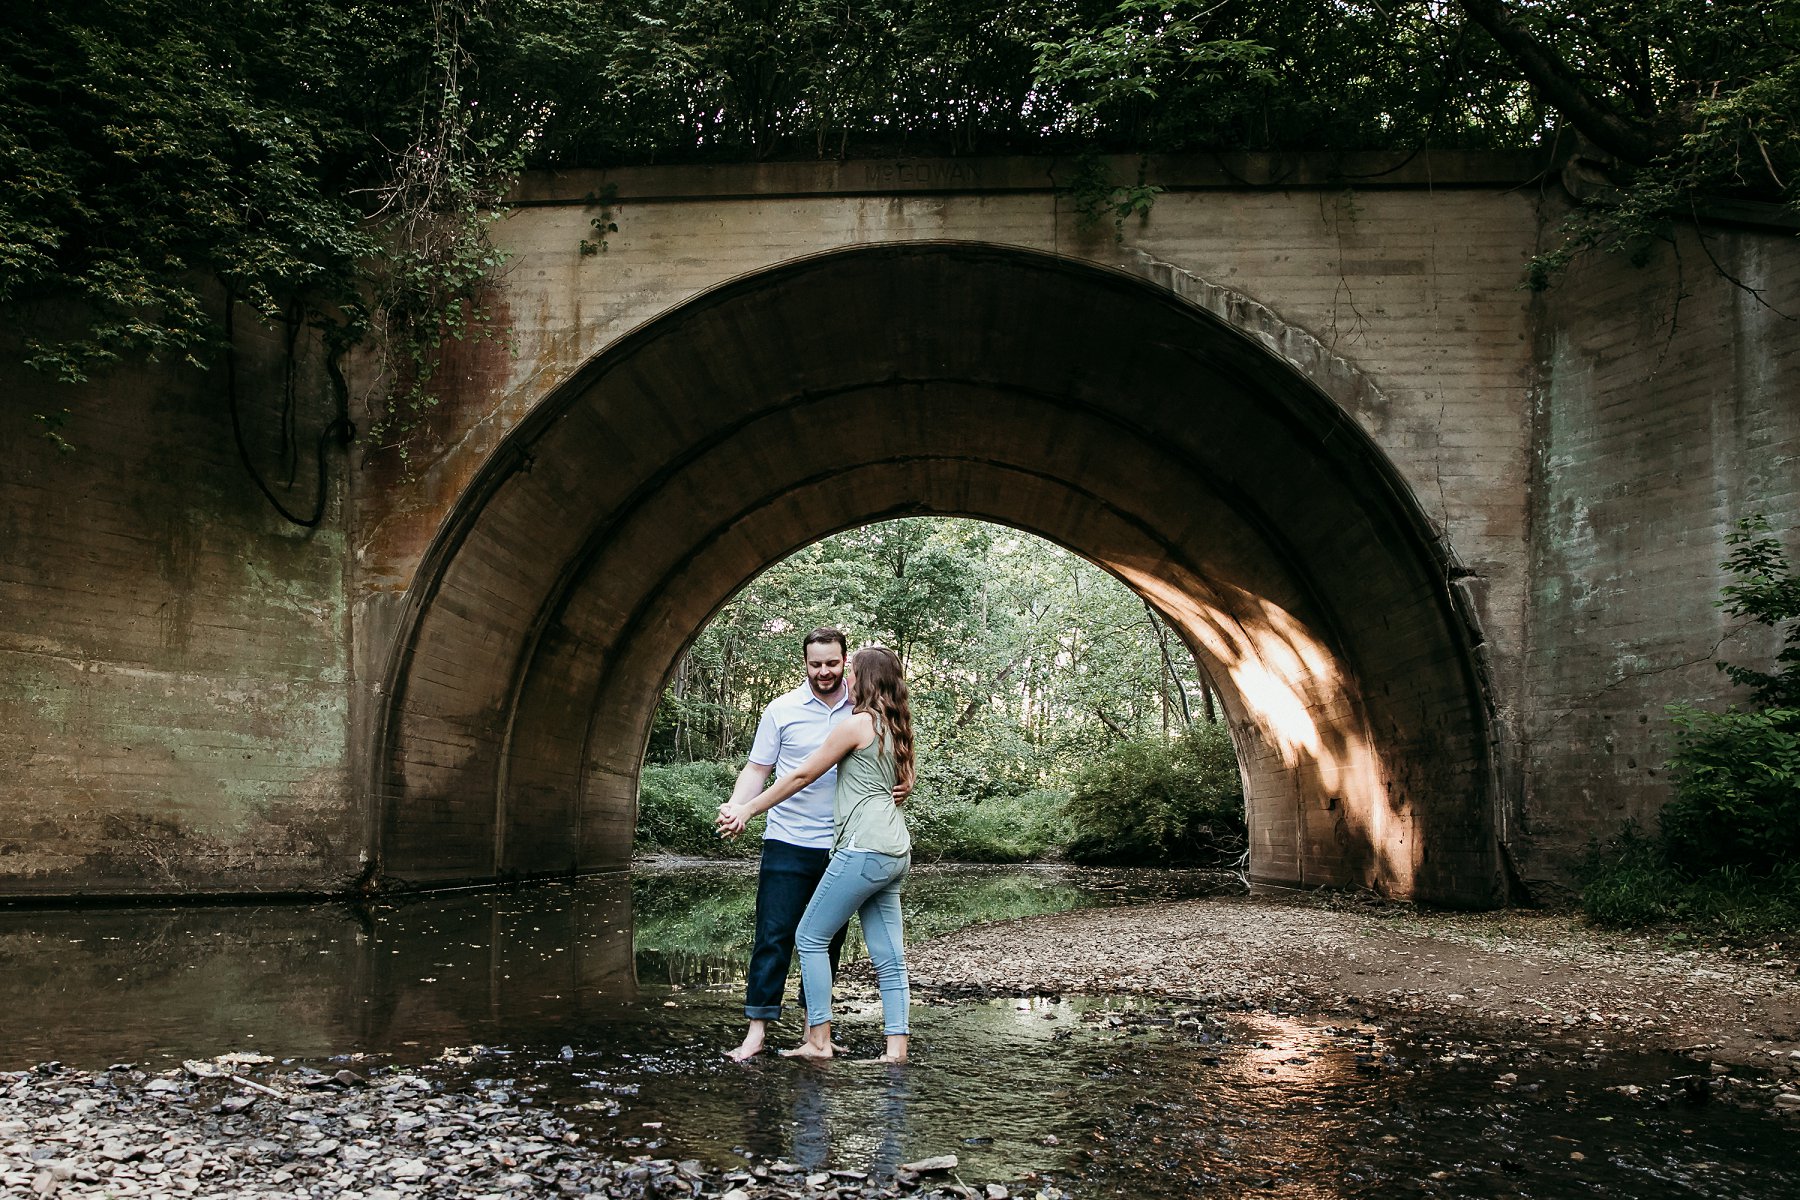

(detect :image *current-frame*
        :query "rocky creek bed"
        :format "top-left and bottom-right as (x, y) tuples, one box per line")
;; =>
(2, 1057), (1014, 1200)
(904, 893), (1800, 1075)
(5, 883), (1799, 1197)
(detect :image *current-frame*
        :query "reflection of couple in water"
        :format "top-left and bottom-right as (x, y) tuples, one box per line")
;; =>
(715, 629), (914, 1064)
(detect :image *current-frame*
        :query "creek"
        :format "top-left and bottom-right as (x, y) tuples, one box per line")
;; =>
(2, 863), (1794, 1197)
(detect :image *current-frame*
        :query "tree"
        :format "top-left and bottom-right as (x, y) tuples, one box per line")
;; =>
(648, 517), (1214, 806)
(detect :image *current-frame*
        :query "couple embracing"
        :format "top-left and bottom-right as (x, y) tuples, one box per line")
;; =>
(715, 628), (915, 1064)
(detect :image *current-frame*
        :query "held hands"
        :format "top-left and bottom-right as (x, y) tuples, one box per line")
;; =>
(716, 801), (751, 839)
(891, 778), (911, 806)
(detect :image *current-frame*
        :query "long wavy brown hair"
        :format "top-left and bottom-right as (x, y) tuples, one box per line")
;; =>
(850, 646), (914, 792)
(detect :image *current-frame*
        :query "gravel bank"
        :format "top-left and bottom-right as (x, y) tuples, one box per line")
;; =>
(906, 894), (1800, 1069)
(2, 1060), (1023, 1200)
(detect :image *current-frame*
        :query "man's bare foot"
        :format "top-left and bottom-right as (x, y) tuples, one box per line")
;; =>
(779, 1041), (834, 1060)
(726, 1019), (768, 1062)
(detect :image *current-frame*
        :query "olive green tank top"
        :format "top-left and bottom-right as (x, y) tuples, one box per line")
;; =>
(833, 719), (911, 857)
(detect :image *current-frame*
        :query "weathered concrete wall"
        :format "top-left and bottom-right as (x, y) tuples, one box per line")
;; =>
(0, 304), (359, 895)
(1521, 227), (1800, 884)
(358, 156), (1541, 730)
(353, 153), (1541, 903)
(374, 245), (1503, 903)
(4, 153), (1794, 900)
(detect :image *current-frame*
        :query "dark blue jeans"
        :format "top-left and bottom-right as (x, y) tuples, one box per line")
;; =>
(745, 838), (847, 1020)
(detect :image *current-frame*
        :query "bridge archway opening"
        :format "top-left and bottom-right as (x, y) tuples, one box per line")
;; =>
(377, 243), (1501, 905)
(644, 515), (1230, 840)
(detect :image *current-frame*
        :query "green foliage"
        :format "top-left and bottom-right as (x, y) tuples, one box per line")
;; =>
(2, 0), (523, 455)
(1661, 706), (1800, 874)
(1062, 723), (1245, 867)
(895, 869), (1097, 940)
(1582, 829), (1800, 943)
(1712, 516), (1800, 708)
(631, 867), (758, 960)
(1490, 0), (1800, 286)
(906, 788), (1072, 864)
(578, 186), (621, 256)
(650, 518), (1215, 776)
(1579, 824), (1673, 927)
(8, 0), (1791, 442)
(630, 863), (1107, 962)
(1065, 153), (1163, 241)
(634, 760), (759, 858)
(642, 517), (1234, 865)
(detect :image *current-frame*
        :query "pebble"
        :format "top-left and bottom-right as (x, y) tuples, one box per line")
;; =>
(0, 1060), (1013, 1199)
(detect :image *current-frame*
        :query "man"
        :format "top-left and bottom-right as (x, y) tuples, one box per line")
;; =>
(720, 627), (881, 1061)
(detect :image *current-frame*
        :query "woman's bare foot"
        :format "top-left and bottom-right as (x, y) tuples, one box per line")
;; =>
(725, 1019), (768, 1062)
(872, 1033), (908, 1064)
(778, 1021), (834, 1060)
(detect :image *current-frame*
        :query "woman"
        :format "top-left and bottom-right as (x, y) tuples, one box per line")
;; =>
(717, 645), (914, 1063)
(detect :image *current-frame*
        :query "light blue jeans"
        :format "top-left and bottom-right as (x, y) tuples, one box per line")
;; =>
(793, 849), (911, 1035)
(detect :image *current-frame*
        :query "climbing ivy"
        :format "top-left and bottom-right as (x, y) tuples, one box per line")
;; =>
(1, 0), (527, 468)
(1065, 153), (1163, 241)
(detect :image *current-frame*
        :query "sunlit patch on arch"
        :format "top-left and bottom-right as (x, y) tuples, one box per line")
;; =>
(374, 241), (1501, 905)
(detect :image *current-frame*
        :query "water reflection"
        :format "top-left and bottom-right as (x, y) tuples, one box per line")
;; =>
(0, 864), (1232, 1069)
(2, 866), (1794, 1199)
(0, 880), (641, 1067)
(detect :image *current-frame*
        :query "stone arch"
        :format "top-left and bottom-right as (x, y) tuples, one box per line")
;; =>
(375, 241), (1502, 905)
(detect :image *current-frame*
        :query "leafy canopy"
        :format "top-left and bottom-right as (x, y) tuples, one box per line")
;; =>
(5, 1), (1794, 443)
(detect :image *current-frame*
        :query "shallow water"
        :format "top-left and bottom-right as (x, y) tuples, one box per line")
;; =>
(3, 863), (1794, 1197)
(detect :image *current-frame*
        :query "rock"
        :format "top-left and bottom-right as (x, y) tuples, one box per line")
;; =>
(1774, 1093), (1800, 1109)
(389, 1157), (431, 1180)
(898, 1155), (958, 1174)
(985, 1186), (1009, 1199)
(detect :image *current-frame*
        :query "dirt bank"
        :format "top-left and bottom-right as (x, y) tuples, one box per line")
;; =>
(905, 894), (1800, 1071)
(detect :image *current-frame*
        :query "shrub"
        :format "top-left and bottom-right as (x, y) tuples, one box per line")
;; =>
(911, 788), (1071, 863)
(1061, 723), (1245, 866)
(635, 761), (759, 857)
(1579, 825), (1673, 927)
(1661, 705), (1800, 874)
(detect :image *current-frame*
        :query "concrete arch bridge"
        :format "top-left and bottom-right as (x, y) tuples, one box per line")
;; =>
(3, 153), (1795, 905)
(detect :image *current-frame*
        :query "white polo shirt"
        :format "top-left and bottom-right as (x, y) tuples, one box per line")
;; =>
(748, 682), (853, 849)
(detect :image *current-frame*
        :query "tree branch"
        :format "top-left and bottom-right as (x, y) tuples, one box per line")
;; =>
(1458, 0), (1666, 165)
